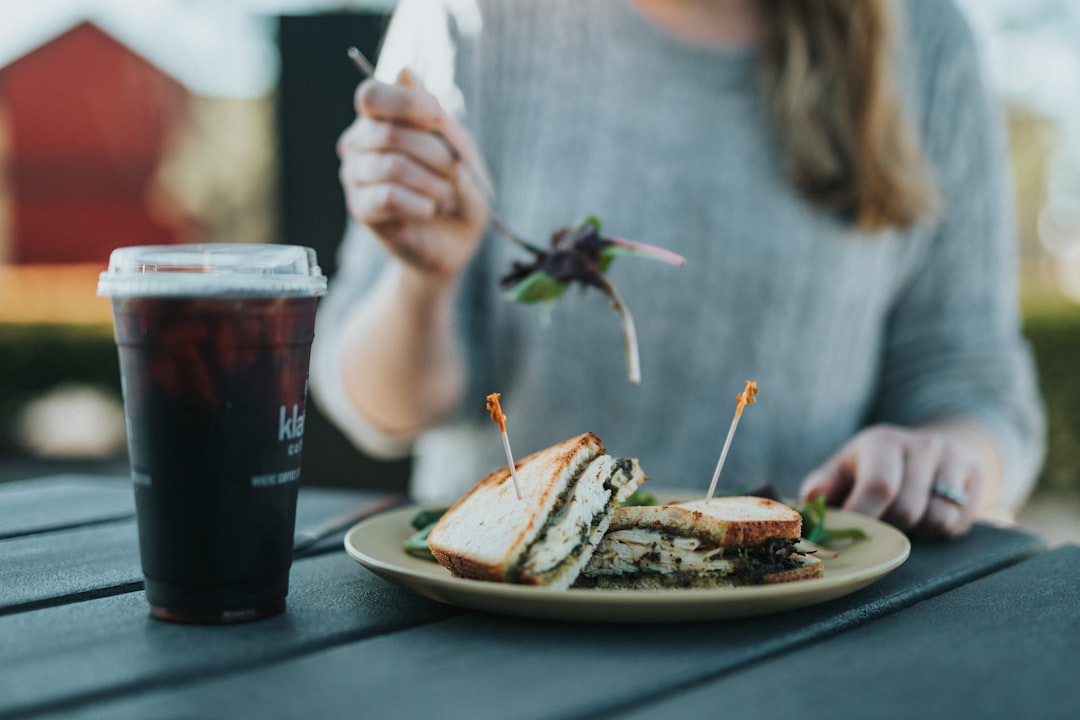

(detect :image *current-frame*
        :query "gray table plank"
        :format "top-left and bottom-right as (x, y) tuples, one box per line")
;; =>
(0, 482), (398, 613)
(0, 475), (386, 544)
(614, 544), (1080, 720)
(0, 552), (462, 719)
(0, 522), (143, 614)
(0, 476), (132, 539)
(38, 524), (1045, 720)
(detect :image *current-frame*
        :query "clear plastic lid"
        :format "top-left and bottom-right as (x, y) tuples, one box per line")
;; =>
(97, 244), (328, 298)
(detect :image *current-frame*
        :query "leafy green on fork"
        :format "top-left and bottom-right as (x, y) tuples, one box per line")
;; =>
(500, 217), (686, 385)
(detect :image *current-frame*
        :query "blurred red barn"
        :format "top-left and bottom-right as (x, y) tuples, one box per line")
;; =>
(0, 21), (189, 264)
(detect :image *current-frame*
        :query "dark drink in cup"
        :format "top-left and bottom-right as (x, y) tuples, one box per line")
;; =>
(98, 245), (326, 623)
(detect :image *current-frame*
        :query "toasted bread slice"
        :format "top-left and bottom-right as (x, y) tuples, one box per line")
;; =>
(608, 496), (803, 547)
(762, 553), (824, 584)
(427, 432), (645, 589)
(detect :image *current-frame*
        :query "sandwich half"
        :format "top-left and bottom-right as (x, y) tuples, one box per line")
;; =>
(427, 432), (646, 590)
(575, 496), (823, 589)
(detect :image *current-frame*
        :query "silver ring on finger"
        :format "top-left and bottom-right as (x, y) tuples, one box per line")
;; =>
(930, 481), (968, 508)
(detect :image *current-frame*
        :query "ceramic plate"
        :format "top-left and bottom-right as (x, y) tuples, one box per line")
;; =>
(343, 501), (910, 623)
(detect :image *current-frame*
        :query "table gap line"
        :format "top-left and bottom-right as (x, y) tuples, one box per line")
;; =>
(0, 513), (136, 542)
(0, 581), (146, 618)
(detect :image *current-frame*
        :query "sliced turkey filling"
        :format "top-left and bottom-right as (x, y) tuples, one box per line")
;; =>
(513, 456), (637, 587)
(584, 529), (803, 579)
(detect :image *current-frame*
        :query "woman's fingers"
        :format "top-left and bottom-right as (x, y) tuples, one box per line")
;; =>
(340, 149), (459, 217)
(389, 68), (492, 191)
(884, 434), (940, 529)
(344, 182), (436, 226)
(338, 117), (458, 179)
(433, 111), (494, 199)
(801, 423), (993, 539)
(915, 449), (984, 539)
(800, 428), (904, 517)
(917, 464), (968, 538)
(799, 462), (851, 509)
(335, 73), (491, 278)
(839, 434), (904, 518)
(354, 75), (446, 131)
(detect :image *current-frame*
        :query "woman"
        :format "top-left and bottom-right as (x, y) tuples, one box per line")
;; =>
(313, 0), (1045, 537)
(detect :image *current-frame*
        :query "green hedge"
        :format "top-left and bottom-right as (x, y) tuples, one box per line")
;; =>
(0, 324), (121, 454)
(1024, 310), (1080, 493)
(1, 315), (1078, 492)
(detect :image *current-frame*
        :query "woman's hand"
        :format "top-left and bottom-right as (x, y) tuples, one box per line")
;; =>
(799, 422), (1001, 538)
(337, 70), (490, 280)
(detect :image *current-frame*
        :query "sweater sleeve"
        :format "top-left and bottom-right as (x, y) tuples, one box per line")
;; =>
(309, 222), (414, 460)
(308, 0), (469, 460)
(871, 1), (1046, 514)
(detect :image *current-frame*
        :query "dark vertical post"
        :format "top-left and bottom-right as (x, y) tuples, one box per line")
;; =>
(276, 12), (411, 491)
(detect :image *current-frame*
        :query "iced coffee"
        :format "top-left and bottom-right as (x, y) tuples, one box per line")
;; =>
(98, 244), (327, 623)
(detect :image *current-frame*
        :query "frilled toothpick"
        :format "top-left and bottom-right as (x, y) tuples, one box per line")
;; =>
(705, 381), (759, 502)
(486, 393), (522, 499)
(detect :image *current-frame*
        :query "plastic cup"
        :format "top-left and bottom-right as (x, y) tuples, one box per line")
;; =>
(97, 244), (327, 623)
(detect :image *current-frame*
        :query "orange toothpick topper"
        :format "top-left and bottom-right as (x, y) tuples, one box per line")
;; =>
(705, 381), (759, 502)
(486, 393), (523, 499)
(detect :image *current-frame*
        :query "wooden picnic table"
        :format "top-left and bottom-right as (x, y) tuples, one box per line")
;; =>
(1, 474), (1076, 720)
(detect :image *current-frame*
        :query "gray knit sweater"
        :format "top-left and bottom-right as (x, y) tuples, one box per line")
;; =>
(311, 0), (1045, 511)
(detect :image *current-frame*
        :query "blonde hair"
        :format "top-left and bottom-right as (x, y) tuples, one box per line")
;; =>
(761, 0), (937, 231)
